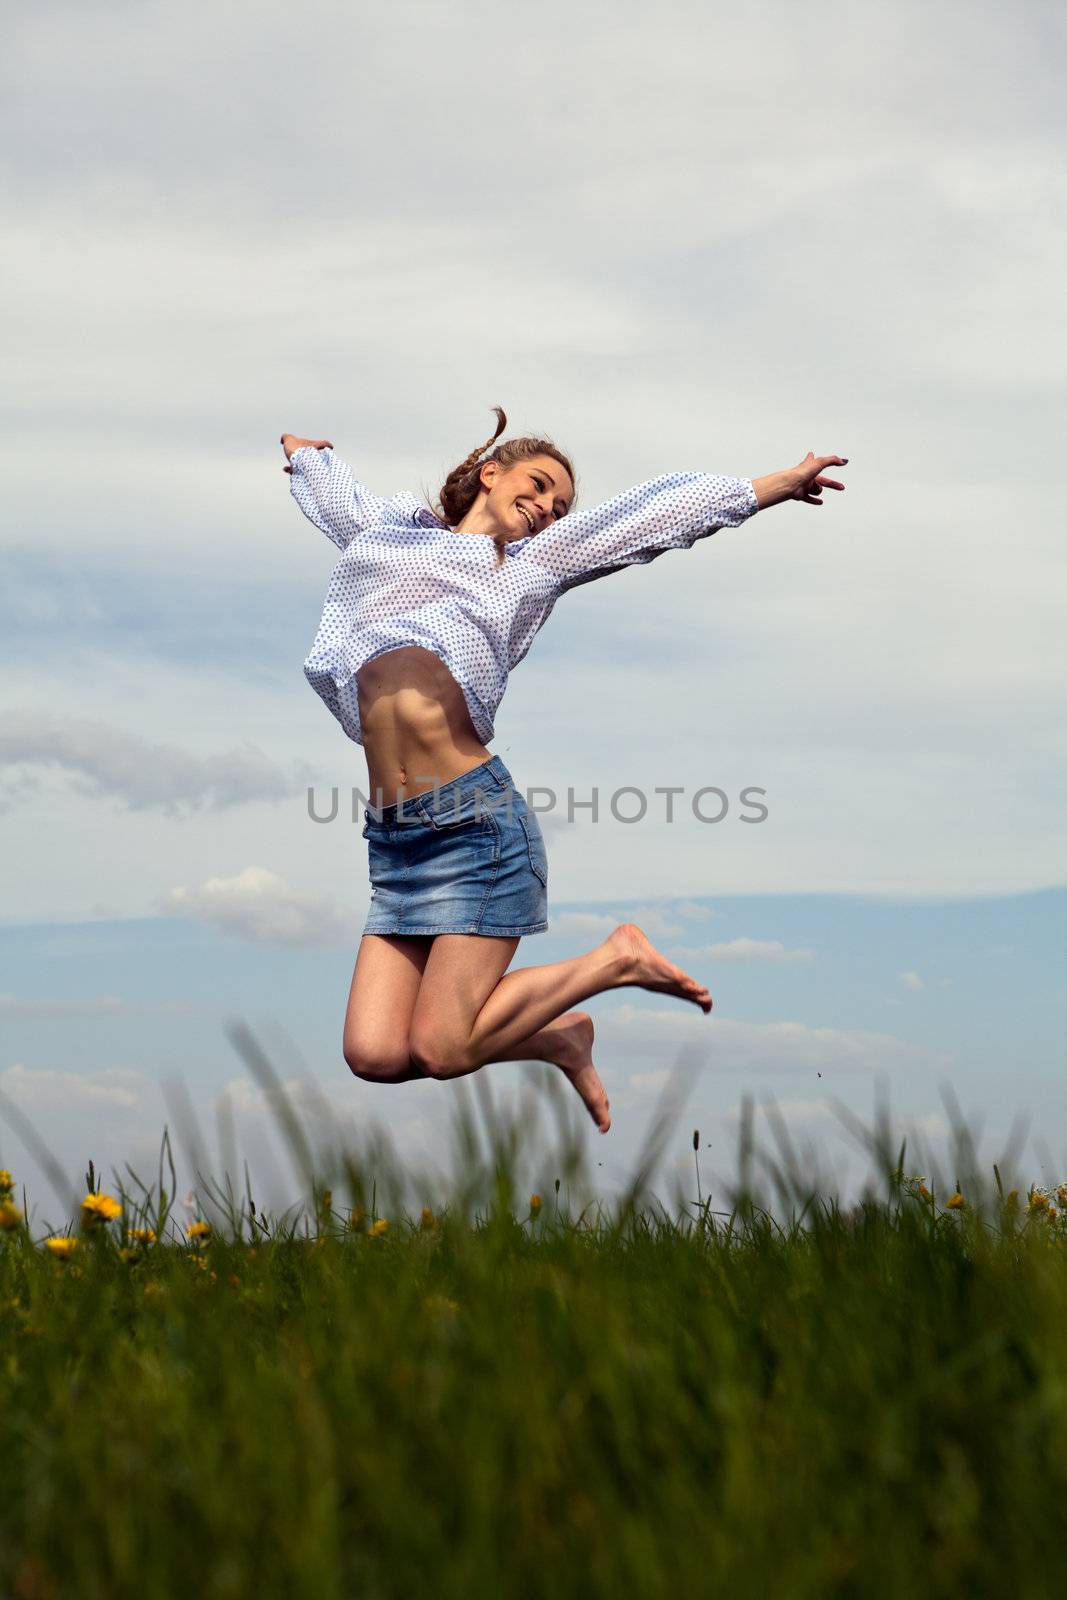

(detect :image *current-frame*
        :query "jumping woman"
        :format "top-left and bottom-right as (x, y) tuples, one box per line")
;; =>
(281, 411), (847, 1133)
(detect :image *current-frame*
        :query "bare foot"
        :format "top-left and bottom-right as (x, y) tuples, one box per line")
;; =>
(603, 922), (712, 1013)
(539, 1010), (611, 1133)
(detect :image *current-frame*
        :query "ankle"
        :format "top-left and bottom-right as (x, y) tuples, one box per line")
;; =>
(597, 930), (633, 987)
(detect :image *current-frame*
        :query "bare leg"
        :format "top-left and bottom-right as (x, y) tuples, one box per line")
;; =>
(344, 935), (611, 1129)
(410, 922), (711, 1080)
(342, 935), (432, 1082)
(457, 1010), (610, 1133)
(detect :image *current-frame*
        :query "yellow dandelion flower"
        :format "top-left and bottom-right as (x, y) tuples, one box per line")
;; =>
(1049, 1206), (1059, 1222)
(918, 1185), (932, 1201)
(119, 1247), (141, 1263)
(130, 1226), (157, 1244)
(187, 1220), (211, 1240)
(420, 1207), (437, 1230)
(529, 1194), (543, 1216)
(1029, 1192), (1049, 1212)
(946, 1192), (966, 1210)
(45, 1236), (78, 1259)
(1058, 1186), (1067, 1207)
(347, 1208), (367, 1233)
(369, 1218), (389, 1237)
(80, 1192), (123, 1225)
(0, 1200), (23, 1232)
(0, 1170), (13, 1199)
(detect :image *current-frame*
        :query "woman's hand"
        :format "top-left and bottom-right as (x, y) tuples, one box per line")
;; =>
(752, 453), (848, 509)
(787, 451), (848, 504)
(280, 434), (334, 474)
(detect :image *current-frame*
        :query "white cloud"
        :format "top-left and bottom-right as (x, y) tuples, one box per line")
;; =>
(158, 865), (360, 947)
(2, 0), (1063, 929)
(0, 711), (304, 815)
(0, 994), (201, 1020)
(627, 1070), (672, 1092)
(673, 902), (714, 922)
(596, 1005), (945, 1077)
(554, 911), (619, 938)
(716, 1094), (953, 1158)
(671, 938), (815, 965)
(554, 902), (711, 943)
(621, 905), (698, 939)
(724, 1095), (836, 1125)
(899, 971), (925, 991)
(723, 1096), (948, 1135)
(0, 1062), (145, 1110)
(905, 1112), (949, 1138)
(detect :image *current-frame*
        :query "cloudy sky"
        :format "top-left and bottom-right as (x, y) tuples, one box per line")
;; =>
(3, 0), (1064, 1223)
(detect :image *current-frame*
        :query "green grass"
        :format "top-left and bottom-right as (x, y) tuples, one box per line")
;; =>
(1, 1032), (1066, 1598)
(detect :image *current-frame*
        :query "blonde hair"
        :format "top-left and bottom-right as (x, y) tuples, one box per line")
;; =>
(434, 407), (577, 566)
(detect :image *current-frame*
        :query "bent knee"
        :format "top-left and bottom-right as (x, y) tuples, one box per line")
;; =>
(408, 1034), (473, 1080)
(343, 1039), (413, 1082)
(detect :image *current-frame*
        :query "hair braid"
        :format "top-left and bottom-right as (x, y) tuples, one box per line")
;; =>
(437, 407), (508, 529)
(432, 407), (577, 568)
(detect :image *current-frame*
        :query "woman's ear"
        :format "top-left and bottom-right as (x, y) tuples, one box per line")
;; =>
(478, 459), (500, 492)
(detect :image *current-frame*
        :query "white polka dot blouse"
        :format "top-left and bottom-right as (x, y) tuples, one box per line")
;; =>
(289, 446), (760, 746)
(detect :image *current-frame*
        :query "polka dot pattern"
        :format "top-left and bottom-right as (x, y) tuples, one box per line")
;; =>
(290, 446), (760, 746)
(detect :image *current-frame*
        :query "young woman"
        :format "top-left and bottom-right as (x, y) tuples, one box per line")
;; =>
(281, 410), (846, 1133)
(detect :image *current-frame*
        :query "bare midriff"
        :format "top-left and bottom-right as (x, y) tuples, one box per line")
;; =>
(356, 646), (492, 807)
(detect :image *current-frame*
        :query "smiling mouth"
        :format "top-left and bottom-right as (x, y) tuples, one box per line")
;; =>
(516, 503), (536, 533)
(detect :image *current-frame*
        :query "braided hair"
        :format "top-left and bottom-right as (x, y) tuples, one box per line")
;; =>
(433, 407), (577, 567)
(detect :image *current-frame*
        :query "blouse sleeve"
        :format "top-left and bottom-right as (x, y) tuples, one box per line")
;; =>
(288, 446), (388, 550)
(522, 472), (760, 592)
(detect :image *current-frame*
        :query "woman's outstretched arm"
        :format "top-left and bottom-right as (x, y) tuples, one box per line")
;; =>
(522, 451), (848, 592)
(751, 452), (848, 509)
(280, 434), (388, 550)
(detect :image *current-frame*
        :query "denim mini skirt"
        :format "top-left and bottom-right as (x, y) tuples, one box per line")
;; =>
(361, 755), (549, 938)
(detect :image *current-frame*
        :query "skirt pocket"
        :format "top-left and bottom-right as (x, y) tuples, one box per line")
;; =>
(424, 787), (497, 833)
(518, 809), (549, 888)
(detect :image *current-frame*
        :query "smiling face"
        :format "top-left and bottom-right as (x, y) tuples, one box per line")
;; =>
(476, 453), (575, 543)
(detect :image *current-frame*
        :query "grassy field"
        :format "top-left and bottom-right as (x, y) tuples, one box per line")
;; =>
(1, 1037), (1066, 1598)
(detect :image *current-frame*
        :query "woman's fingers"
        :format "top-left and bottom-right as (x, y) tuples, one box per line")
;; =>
(279, 434), (334, 449)
(793, 454), (848, 502)
(279, 433), (333, 470)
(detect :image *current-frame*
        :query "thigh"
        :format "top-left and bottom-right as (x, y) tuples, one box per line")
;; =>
(409, 934), (519, 1059)
(344, 934), (433, 1071)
